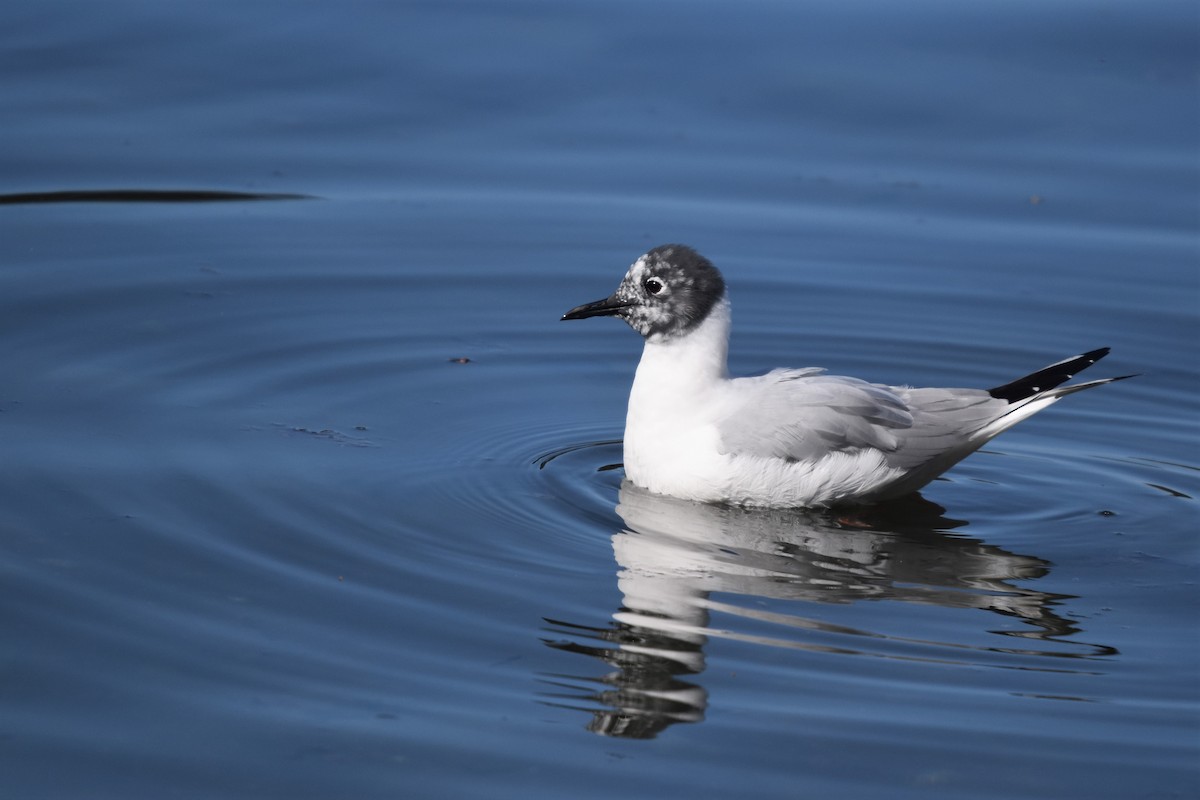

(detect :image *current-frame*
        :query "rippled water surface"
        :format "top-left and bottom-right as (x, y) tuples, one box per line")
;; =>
(2, 2), (1197, 798)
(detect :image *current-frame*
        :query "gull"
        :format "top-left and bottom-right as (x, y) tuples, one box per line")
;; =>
(562, 244), (1131, 508)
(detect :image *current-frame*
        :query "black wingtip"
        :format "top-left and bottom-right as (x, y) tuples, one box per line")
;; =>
(988, 347), (1114, 403)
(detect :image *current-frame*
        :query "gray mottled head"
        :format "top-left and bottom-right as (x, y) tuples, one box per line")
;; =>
(561, 244), (727, 341)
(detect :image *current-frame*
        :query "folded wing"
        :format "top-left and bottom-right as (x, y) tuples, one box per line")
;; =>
(715, 349), (1125, 484)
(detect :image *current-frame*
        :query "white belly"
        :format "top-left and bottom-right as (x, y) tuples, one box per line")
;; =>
(623, 400), (908, 508)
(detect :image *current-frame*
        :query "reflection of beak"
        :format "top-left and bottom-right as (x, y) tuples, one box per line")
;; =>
(561, 294), (630, 321)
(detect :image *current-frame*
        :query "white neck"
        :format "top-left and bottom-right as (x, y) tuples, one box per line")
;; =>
(622, 298), (731, 494)
(630, 298), (731, 405)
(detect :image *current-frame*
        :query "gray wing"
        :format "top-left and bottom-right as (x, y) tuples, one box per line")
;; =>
(716, 368), (1005, 468)
(887, 387), (1009, 469)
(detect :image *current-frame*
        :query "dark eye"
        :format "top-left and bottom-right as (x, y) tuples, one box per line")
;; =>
(644, 278), (663, 295)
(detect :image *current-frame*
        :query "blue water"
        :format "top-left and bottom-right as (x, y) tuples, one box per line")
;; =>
(1, 2), (1197, 798)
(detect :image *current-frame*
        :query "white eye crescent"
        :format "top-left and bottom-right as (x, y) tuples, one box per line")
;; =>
(644, 278), (663, 295)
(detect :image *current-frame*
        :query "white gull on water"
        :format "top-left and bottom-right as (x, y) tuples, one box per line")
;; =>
(562, 244), (1132, 508)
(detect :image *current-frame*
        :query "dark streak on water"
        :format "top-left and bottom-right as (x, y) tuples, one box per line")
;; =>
(0, 189), (315, 204)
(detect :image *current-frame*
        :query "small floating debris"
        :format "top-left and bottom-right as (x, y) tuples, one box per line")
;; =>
(449, 357), (471, 364)
(277, 424), (376, 447)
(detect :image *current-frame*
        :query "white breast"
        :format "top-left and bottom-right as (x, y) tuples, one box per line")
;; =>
(622, 299), (731, 501)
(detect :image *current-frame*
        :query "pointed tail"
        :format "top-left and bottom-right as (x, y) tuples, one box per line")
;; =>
(971, 348), (1135, 442)
(988, 347), (1133, 404)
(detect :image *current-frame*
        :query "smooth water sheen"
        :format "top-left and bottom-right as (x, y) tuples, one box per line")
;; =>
(1, 2), (1197, 798)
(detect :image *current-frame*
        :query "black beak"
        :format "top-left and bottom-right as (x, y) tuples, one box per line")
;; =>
(561, 295), (630, 321)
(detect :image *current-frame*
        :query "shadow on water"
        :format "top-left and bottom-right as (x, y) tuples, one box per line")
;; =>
(540, 483), (1118, 739)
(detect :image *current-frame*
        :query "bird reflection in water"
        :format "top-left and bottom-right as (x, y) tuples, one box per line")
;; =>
(540, 482), (1115, 739)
